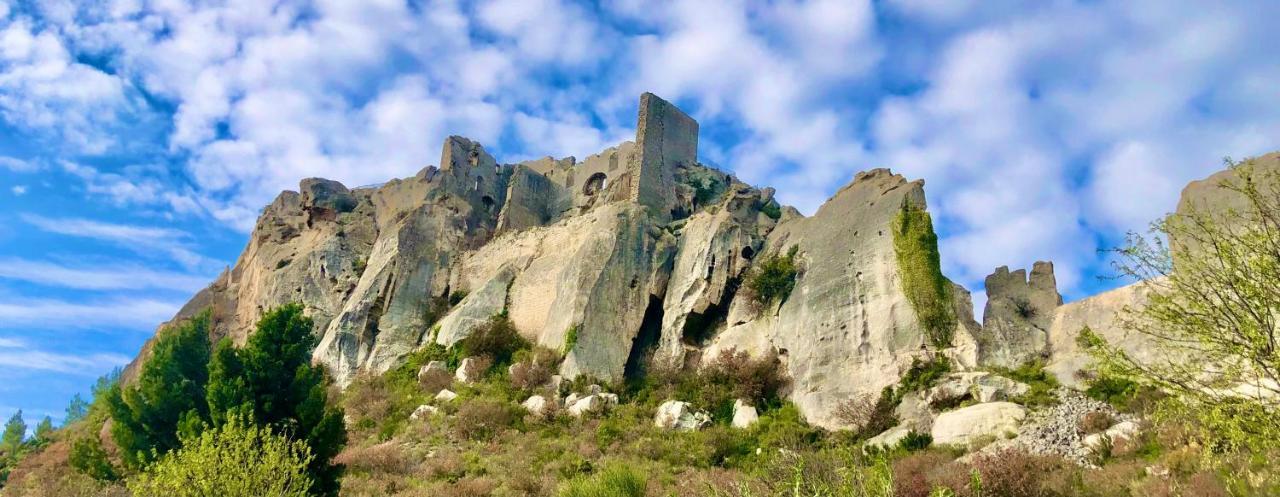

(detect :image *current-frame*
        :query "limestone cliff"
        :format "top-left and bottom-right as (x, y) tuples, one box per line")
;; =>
(131, 89), (1275, 428)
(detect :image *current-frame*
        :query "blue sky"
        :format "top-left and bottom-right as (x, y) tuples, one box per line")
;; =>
(1, 0), (1278, 426)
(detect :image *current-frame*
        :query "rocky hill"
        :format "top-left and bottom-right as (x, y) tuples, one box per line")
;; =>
(129, 92), (1279, 431)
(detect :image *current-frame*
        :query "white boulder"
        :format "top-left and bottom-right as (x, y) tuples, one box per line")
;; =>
(456, 357), (481, 383)
(731, 400), (759, 429)
(1084, 420), (1141, 450)
(865, 426), (912, 449)
(931, 402), (1026, 446)
(654, 400), (711, 431)
(409, 404), (439, 421)
(435, 389), (458, 402)
(567, 395), (606, 417)
(418, 360), (449, 381)
(522, 395), (552, 416)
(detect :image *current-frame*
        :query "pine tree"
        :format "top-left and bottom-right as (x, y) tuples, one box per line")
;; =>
(108, 312), (213, 468)
(32, 417), (53, 445)
(2, 410), (26, 458)
(65, 393), (90, 424)
(207, 304), (346, 496)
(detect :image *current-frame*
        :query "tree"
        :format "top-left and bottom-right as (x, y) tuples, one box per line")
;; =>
(32, 416), (53, 445)
(65, 393), (90, 425)
(1085, 159), (1280, 452)
(107, 312), (213, 468)
(69, 434), (119, 482)
(206, 304), (345, 496)
(2, 410), (26, 457)
(127, 416), (314, 497)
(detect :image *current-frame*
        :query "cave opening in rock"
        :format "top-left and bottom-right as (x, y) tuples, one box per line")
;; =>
(681, 276), (739, 346)
(624, 296), (664, 380)
(481, 195), (495, 212)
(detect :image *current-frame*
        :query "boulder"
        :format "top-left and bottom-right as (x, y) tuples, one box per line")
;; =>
(599, 393), (619, 407)
(931, 402), (1026, 446)
(1083, 421), (1141, 450)
(567, 395), (606, 417)
(548, 375), (564, 394)
(654, 400), (711, 431)
(409, 404), (439, 421)
(926, 372), (1029, 405)
(435, 389), (458, 402)
(731, 400), (759, 429)
(522, 395), (553, 416)
(418, 361), (449, 381)
(456, 357), (480, 383)
(865, 426), (913, 449)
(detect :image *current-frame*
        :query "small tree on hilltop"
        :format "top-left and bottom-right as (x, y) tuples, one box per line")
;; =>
(1084, 158), (1280, 452)
(2, 410), (26, 458)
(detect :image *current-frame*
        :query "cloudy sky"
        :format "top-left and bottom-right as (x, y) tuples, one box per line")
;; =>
(1, 0), (1277, 425)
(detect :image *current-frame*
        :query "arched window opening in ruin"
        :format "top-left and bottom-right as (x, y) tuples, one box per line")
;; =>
(481, 195), (495, 212)
(583, 172), (608, 196)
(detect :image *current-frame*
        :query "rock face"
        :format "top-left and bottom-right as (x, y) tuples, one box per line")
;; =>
(702, 169), (977, 428)
(976, 262), (1062, 368)
(731, 400), (759, 429)
(931, 402), (1027, 446)
(146, 90), (1263, 429)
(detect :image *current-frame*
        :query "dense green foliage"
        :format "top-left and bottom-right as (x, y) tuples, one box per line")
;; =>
(1, 412), (24, 459)
(760, 199), (782, 220)
(106, 312), (212, 468)
(746, 246), (799, 310)
(891, 200), (956, 348)
(68, 435), (118, 482)
(456, 314), (529, 366)
(991, 360), (1060, 407)
(206, 303), (346, 496)
(128, 416), (314, 497)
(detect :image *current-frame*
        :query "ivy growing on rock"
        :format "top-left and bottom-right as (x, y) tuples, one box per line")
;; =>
(891, 199), (956, 348)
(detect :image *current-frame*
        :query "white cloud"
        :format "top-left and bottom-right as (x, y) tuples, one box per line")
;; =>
(10, 185), (25, 195)
(0, 346), (132, 375)
(0, 156), (37, 172)
(0, 296), (181, 330)
(0, 257), (210, 292)
(20, 214), (220, 271)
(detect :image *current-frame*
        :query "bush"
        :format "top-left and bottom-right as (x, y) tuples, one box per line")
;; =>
(457, 315), (529, 367)
(67, 435), (117, 482)
(510, 347), (560, 391)
(557, 463), (647, 497)
(1079, 411), (1114, 435)
(745, 246), (799, 310)
(992, 360), (1060, 407)
(127, 417), (314, 497)
(967, 448), (1071, 497)
(760, 200), (783, 220)
(899, 357), (951, 396)
(897, 431), (933, 452)
(452, 399), (520, 441)
(694, 349), (789, 421)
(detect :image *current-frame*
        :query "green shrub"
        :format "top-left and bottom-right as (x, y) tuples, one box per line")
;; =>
(127, 416), (314, 497)
(68, 434), (118, 482)
(898, 357), (951, 397)
(761, 200), (782, 220)
(458, 314), (529, 367)
(892, 200), (956, 348)
(992, 360), (1060, 407)
(557, 463), (647, 497)
(897, 431), (933, 452)
(563, 325), (580, 354)
(746, 246), (799, 310)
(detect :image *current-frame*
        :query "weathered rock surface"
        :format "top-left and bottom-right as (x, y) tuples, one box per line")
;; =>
(521, 395), (553, 416)
(704, 169), (977, 429)
(567, 395), (607, 417)
(865, 426), (913, 449)
(976, 262), (1062, 368)
(931, 402), (1026, 446)
(435, 389), (457, 402)
(654, 400), (711, 431)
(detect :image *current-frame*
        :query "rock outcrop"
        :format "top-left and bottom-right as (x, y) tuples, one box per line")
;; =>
(976, 262), (1062, 368)
(138, 92), (1271, 430)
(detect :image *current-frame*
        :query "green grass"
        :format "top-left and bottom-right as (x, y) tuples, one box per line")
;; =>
(891, 199), (956, 348)
(557, 463), (647, 497)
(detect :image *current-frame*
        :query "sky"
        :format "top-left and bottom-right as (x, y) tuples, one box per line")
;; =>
(1, 0), (1278, 427)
